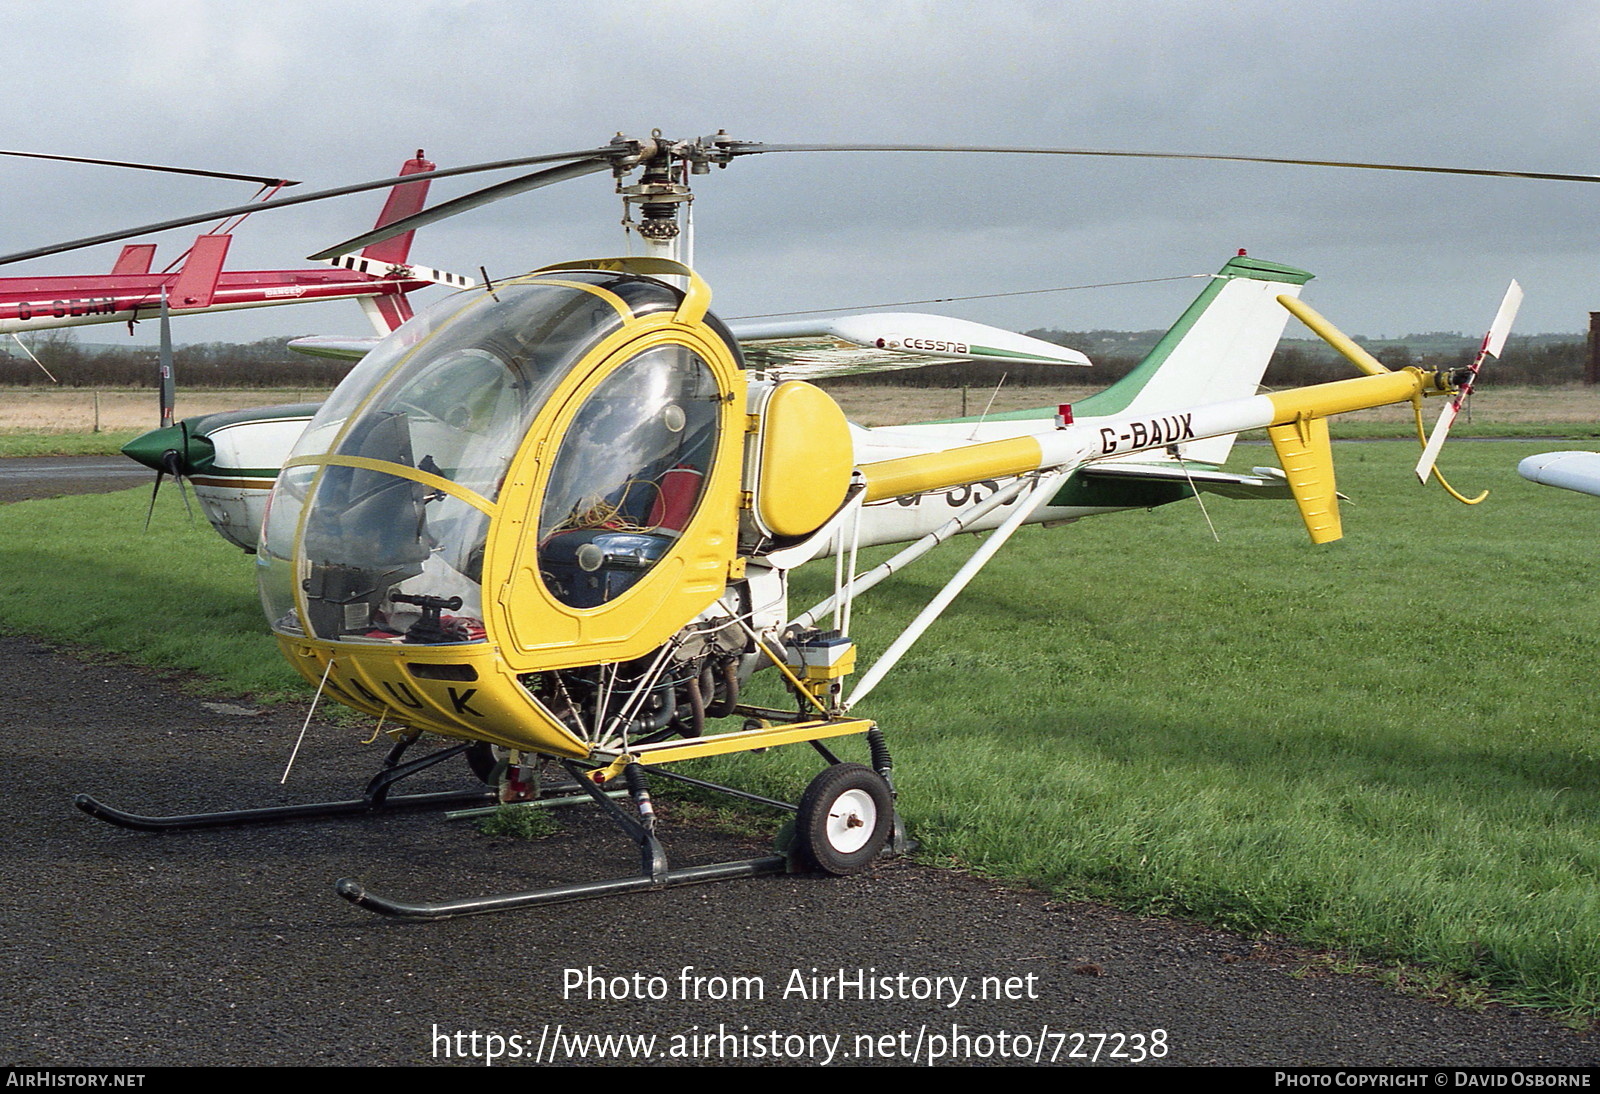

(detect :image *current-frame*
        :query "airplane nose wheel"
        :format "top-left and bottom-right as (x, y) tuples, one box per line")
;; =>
(795, 763), (894, 875)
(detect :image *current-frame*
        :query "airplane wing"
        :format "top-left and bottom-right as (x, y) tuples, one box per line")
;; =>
(291, 311), (1094, 375)
(1518, 451), (1600, 498)
(288, 335), (379, 361)
(727, 312), (1091, 378)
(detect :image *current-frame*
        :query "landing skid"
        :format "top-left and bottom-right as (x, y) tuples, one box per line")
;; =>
(73, 738), (498, 832)
(338, 757), (792, 920)
(75, 729), (909, 921)
(73, 787), (493, 831)
(335, 857), (790, 921)
(337, 744), (911, 922)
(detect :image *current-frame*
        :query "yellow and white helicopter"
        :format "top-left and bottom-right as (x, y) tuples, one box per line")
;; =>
(59, 132), (1529, 919)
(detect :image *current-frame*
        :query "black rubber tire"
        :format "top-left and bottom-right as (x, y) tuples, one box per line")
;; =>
(465, 741), (502, 785)
(795, 763), (893, 876)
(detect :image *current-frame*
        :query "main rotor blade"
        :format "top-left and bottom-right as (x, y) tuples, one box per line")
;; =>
(0, 149), (298, 187)
(308, 158), (614, 260)
(0, 145), (619, 268)
(724, 142), (1600, 185)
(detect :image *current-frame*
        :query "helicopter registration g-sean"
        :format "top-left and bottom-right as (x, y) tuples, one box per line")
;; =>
(68, 132), (1522, 920)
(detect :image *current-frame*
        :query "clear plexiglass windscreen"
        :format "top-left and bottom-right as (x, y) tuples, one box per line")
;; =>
(537, 345), (721, 609)
(258, 275), (677, 642)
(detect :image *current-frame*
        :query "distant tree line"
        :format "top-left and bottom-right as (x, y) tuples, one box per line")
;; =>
(1263, 337), (1585, 388)
(0, 330), (353, 388)
(825, 330), (1589, 389)
(0, 327), (1588, 390)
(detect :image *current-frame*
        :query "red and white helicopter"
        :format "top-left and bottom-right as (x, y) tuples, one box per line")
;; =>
(61, 133), (1543, 919)
(3, 149), (470, 511)
(0, 149), (468, 351)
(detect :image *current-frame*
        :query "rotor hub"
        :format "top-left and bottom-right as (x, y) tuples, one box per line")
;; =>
(612, 131), (720, 248)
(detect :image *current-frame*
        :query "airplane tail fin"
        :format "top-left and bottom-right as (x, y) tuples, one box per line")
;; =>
(356, 150), (436, 334)
(1074, 253), (1312, 465)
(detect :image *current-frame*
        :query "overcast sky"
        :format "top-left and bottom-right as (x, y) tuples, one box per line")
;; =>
(4, 0), (1599, 347)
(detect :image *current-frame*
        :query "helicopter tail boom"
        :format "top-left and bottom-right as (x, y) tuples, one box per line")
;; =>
(856, 364), (1446, 543)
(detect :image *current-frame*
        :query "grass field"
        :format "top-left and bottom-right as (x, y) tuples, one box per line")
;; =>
(690, 440), (1600, 1014)
(0, 388), (326, 457)
(7, 383), (1600, 450)
(6, 399), (1600, 1013)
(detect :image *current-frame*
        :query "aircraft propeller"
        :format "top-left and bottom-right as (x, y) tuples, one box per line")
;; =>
(139, 289), (193, 530)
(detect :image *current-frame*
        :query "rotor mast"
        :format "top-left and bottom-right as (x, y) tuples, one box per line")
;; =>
(612, 130), (735, 267)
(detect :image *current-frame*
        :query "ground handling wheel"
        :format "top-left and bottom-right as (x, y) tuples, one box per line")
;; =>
(795, 763), (894, 875)
(465, 741), (503, 784)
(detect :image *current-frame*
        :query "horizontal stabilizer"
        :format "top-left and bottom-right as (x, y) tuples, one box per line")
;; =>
(730, 312), (1090, 379)
(1080, 461), (1293, 500)
(321, 254), (475, 289)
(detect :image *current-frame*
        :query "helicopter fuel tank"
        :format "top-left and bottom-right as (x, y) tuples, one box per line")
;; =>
(257, 258), (749, 757)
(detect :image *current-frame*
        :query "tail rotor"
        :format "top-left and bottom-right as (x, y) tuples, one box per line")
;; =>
(1413, 280), (1522, 500)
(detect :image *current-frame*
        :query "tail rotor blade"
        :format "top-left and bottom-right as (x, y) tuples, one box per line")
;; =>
(1484, 280), (1525, 360)
(1414, 402), (1462, 485)
(1415, 280), (1522, 484)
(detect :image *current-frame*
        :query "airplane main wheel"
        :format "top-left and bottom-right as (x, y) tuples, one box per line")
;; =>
(795, 763), (893, 876)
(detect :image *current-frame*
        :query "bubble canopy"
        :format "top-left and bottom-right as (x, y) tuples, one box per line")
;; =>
(257, 268), (725, 647)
